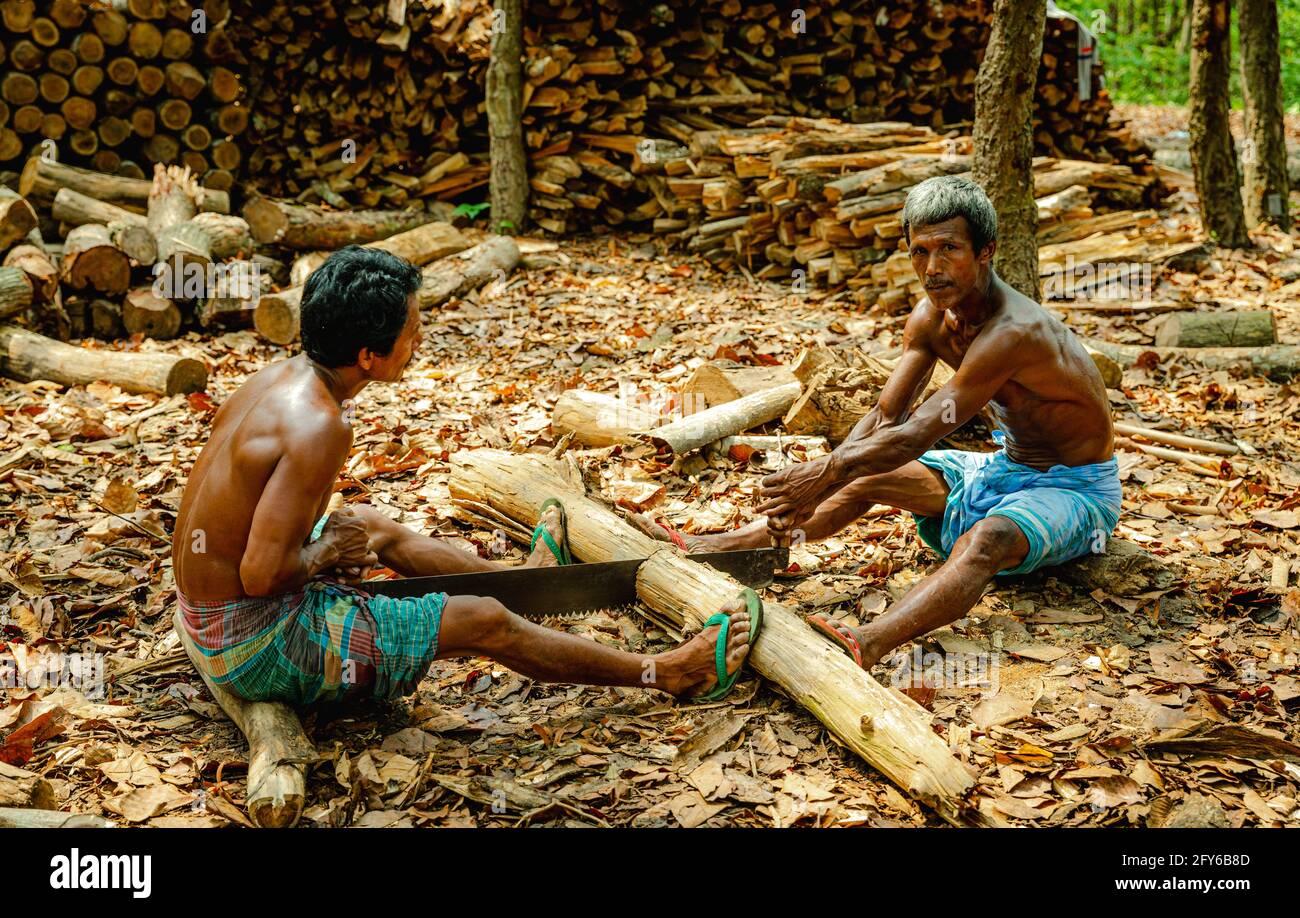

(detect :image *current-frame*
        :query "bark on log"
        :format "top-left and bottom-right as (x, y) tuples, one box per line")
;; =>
(51, 185), (146, 229)
(551, 389), (662, 447)
(122, 286), (180, 338)
(254, 223), (469, 344)
(0, 807), (115, 828)
(1153, 310), (1277, 348)
(637, 381), (801, 456)
(447, 449), (992, 827)
(191, 211), (252, 259)
(243, 197), (439, 249)
(20, 156), (230, 213)
(107, 219), (158, 264)
(3, 244), (56, 304)
(1084, 337), (1300, 382)
(0, 323), (206, 393)
(681, 362), (800, 409)
(148, 163), (212, 292)
(0, 762), (55, 809)
(172, 608), (314, 828)
(416, 235), (520, 309)
(0, 265), (33, 319)
(60, 223), (130, 294)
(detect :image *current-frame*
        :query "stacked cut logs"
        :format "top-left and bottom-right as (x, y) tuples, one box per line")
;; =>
(0, 0), (246, 195)
(206, 0), (1156, 226)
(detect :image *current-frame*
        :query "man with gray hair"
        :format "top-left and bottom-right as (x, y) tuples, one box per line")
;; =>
(633, 175), (1119, 671)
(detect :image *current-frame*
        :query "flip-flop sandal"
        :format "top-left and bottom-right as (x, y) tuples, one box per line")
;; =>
(690, 588), (764, 703)
(654, 518), (689, 551)
(530, 497), (574, 565)
(808, 613), (864, 668)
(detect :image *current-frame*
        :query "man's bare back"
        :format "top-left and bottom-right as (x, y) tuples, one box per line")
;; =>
(174, 355), (355, 602)
(912, 273), (1113, 470)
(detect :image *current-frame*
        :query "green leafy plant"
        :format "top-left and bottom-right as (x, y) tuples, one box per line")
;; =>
(453, 201), (491, 219)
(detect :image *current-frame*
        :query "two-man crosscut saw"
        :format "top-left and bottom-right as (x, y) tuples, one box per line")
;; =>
(361, 548), (787, 619)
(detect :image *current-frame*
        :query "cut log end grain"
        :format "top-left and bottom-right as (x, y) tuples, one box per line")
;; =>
(122, 286), (180, 339)
(60, 223), (130, 295)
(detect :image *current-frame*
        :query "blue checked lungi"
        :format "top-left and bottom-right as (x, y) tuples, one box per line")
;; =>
(913, 431), (1122, 576)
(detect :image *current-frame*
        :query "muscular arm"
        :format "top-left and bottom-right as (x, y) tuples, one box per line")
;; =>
(239, 420), (352, 597)
(829, 325), (1030, 481)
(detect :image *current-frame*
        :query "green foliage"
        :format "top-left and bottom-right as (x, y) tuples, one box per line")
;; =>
(453, 201), (491, 219)
(1058, 0), (1300, 111)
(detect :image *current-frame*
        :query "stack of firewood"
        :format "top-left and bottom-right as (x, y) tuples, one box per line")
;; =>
(205, 0), (1155, 225)
(0, 0), (244, 192)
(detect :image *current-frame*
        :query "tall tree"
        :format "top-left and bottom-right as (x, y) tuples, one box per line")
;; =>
(1238, 0), (1291, 230)
(486, 0), (527, 234)
(1188, 0), (1250, 247)
(972, 0), (1047, 299)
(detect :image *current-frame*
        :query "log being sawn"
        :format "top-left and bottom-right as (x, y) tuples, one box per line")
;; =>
(448, 448), (996, 826)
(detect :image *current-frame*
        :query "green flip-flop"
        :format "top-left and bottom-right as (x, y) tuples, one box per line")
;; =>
(530, 497), (574, 566)
(690, 588), (764, 703)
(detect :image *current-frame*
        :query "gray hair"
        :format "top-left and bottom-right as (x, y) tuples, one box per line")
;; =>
(901, 175), (998, 252)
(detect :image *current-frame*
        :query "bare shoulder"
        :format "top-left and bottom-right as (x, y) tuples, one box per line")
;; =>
(904, 296), (945, 344)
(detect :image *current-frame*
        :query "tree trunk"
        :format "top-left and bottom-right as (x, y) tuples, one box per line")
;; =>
(447, 449), (995, 827)
(0, 762), (55, 809)
(1237, 0), (1291, 230)
(51, 185), (146, 229)
(972, 0), (1047, 299)
(486, 0), (527, 234)
(0, 266), (34, 319)
(417, 235), (520, 309)
(1153, 309), (1277, 347)
(0, 323), (206, 393)
(173, 608), (315, 828)
(0, 807), (114, 828)
(1188, 0), (1249, 246)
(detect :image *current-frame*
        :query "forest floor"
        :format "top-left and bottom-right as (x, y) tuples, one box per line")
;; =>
(2, 112), (1298, 829)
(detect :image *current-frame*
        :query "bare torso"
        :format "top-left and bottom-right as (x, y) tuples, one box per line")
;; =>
(916, 277), (1113, 469)
(174, 356), (350, 602)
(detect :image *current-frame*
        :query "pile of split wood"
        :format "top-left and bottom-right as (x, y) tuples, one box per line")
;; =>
(200, 0), (1154, 227)
(0, 0), (242, 190)
(0, 157), (524, 392)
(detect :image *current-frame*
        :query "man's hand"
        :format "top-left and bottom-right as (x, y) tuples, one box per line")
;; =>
(757, 455), (841, 542)
(318, 507), (372, 566)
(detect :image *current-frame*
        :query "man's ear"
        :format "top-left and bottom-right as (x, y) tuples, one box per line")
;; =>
(356, 348), (374, 372)
(980, 241), (997, 264)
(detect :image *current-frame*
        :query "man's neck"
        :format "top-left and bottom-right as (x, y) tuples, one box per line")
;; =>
(950, 270), (998, 327)
(304, 355), (369, 404)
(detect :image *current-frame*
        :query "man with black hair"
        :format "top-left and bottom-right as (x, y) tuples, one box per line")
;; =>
(174, 246), (757, 706)
(633, 177), (1119, 671)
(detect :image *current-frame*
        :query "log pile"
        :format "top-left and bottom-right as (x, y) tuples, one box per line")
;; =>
(203, 0), (1155, 225)
(0, 0), (244, 193)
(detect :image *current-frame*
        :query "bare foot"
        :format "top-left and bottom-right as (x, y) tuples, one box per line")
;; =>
(658, 597), (755, 698)
(524, 504), (566, 568)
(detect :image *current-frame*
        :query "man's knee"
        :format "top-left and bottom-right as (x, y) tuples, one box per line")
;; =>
(441, 594), (519, 654)
(952, 518), (1028, 572)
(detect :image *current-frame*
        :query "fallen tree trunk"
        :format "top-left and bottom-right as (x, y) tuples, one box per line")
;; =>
(637, 381), (801, 456)
(681, 361), (799, 409)
(1153, 309), (1277, 348)
(51, 186), (147, 229)
(243, 196), (440, 249)
(551, 389), (662, 447)
(254, 222), (470, 344)
(20, 156), (230, 213)
(448, 449), (992, 827)
(0, 323), (206, 394)
(172, 608), (315, 828)
(1084, 337), (1300, 381)
(417, 235), (520, 309)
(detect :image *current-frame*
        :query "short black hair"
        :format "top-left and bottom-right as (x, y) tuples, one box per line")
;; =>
(299, 246), (422, 367)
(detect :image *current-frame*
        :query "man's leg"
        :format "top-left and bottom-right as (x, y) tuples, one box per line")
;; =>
(434, 593), (756, 698)
(630, 460), (950, 552)
(814, 516), (1029, 669)
(354, 503), (569, 576)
